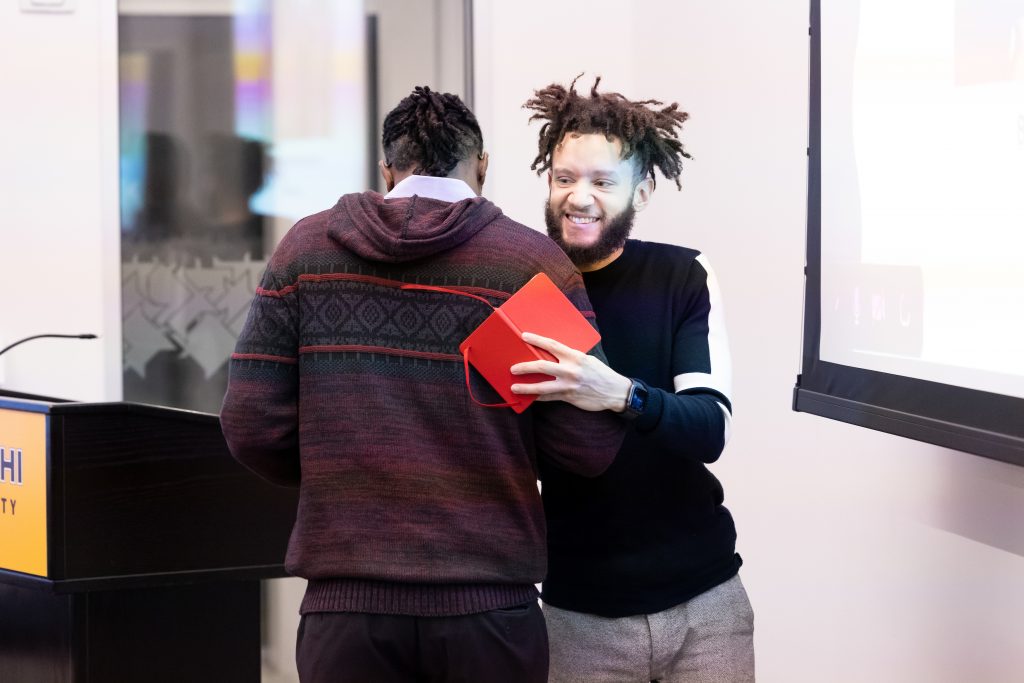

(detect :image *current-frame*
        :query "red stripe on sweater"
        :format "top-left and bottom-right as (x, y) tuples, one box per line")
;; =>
(301, 273), (512, 301)
(254, 274), (594, 319)
(256, 284), (298, 298)
(231, 352), (299, 365)
(257, 272), (511, 301)
(300, 344), (462, 362)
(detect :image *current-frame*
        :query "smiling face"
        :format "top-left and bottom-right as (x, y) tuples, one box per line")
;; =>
(544, 132), (651, 271)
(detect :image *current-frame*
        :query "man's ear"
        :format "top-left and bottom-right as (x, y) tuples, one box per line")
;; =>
(476, 151), (489, 188)
(379, 160), (395, 192)
(632, 177), (654, 212)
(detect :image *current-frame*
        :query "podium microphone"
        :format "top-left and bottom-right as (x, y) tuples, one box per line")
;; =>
(0, 333), (98, 358)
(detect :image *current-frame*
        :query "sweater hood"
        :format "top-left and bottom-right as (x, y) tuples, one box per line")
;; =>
(328, 191), (504, 263)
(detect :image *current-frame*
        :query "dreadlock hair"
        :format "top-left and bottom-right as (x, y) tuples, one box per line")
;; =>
(524, 75), (691, 190)
(381, 86), (484, 177)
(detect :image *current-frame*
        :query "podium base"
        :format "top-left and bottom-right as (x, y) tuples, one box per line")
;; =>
(0, 579), (261, 683)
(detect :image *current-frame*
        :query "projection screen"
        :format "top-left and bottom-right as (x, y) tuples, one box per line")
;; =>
(795, 0), (1024, 466)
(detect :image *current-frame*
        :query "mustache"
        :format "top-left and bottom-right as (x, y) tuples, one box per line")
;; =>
(543, 200), (635, 268)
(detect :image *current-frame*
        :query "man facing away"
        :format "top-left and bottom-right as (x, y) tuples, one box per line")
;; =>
(510, 77), (754, 682)
(220, 86), (625, 683)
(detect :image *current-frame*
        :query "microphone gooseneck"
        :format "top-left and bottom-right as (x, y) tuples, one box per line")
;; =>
(0, 334), (98, 358)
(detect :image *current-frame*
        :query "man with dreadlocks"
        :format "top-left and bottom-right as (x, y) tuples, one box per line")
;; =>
(221, 86), (625, 683)
(510, 77), (754, 682)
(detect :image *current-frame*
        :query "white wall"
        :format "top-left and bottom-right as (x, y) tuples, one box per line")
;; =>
(474, 1), (1024, 681)
(0, 1), (122, 402)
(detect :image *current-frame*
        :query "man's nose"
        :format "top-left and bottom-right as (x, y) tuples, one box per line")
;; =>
(568, 189), (594, 209)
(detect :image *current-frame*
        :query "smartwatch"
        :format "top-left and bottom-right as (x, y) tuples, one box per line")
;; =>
(622, 379), (649, 420)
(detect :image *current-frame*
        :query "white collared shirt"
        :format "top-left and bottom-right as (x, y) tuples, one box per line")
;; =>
(384, 175), (477, 202)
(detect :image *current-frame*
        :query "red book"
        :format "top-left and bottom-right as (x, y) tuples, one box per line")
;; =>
(459, 273), (601, 413)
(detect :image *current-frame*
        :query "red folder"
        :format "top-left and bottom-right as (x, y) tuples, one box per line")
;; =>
(459, 273), (601, 413)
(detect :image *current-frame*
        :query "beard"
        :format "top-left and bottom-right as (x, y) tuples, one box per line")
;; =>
(544, 200), (636, 269)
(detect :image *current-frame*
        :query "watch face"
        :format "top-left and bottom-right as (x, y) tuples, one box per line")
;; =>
(631, 389), (646, 411)
(626, 381), (647, 416)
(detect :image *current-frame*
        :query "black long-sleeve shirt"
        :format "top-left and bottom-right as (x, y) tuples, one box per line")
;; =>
(540, 239), (742, 618)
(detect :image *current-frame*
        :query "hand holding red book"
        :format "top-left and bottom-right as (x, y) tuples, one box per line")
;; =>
(403, 273), (600, 413)
(458, 273), (601, 413)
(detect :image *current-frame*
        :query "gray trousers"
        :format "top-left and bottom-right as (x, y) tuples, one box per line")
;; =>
(543, 574), (755, 683)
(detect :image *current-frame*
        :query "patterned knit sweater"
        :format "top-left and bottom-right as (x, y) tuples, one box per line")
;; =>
(220, 190), (625, 616)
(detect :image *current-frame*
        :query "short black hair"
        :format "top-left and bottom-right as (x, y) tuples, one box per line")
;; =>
(382, 86), (483, 177)
(524, 75), (691, 189)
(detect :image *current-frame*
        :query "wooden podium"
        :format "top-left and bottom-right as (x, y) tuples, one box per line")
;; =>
(0, 390), (298, 683)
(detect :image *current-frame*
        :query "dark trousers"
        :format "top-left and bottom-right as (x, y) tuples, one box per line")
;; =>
(295, 602), (549, 683)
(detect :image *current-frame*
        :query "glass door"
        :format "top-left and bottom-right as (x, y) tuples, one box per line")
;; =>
(118, 0), (471, 412)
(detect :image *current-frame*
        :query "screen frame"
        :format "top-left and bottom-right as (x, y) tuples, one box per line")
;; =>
(794, 0), (1024, 468)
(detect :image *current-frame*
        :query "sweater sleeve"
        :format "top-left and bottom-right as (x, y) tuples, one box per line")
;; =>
(531, 267), (626, 477)
(220, 264), (301, 487)
(631, 254), (733, 464)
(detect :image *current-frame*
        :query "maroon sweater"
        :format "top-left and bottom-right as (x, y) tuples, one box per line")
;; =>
(220, 191), (625, 616)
